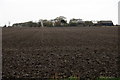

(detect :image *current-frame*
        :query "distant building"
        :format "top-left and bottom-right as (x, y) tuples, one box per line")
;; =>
(118, 1), (120, 25)
(97, 21), (114, 26)
(69, 19), (84, 24)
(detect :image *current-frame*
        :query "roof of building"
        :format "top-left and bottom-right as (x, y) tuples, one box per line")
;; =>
(98, 21), (113, 23)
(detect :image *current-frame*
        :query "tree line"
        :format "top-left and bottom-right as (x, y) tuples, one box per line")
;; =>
(4, 16), (114, 27)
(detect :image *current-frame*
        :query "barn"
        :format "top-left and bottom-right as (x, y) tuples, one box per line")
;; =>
(97, 21), (114, 26)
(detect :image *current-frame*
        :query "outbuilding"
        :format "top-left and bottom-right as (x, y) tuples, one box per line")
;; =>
(97, 21), (114, 26)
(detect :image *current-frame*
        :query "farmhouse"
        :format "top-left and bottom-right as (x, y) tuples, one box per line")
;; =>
(97, 20), (114, 26)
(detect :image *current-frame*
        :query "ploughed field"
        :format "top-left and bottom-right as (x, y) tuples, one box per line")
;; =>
(2, 27), (118, 79)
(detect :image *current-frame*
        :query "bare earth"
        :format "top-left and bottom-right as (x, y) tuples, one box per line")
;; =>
(2, 27), (119, 79)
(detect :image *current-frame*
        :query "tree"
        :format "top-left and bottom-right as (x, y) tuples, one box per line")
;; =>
(54, 16), (67, 27)
(12, 21), (38, 27)
(84, 21), (93, 26)
(25, 21), (38, 27)
(69, 18), (84, 26)
(43, 20), (53, 27)
(3, 25), (7, 27)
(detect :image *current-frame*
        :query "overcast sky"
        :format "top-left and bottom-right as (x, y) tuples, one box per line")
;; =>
(0, 0), (119, 26)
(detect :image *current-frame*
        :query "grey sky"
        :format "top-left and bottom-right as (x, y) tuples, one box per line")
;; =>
(0, 0), (119, 26)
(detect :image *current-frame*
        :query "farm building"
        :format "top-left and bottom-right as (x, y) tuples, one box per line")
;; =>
(97, 21), (114, 26)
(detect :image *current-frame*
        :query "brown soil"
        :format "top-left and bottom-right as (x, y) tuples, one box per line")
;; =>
(2, 27), (119, 79)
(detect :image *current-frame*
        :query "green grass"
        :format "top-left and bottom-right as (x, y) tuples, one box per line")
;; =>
(68, 76), (79, 80)
(96, 77), (120, 80)
(49, 76), (79, 80)
(49, 77), (120, 80)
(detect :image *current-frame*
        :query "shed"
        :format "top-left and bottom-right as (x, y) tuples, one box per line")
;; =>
(97, 21), (114, 26)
